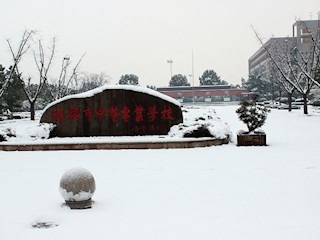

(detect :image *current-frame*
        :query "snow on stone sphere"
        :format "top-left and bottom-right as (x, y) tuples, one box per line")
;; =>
(59, 167), (96, 201)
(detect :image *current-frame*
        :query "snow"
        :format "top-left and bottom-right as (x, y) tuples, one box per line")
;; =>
(0, 120), (54, 142)
(42, 85), (181, 113)
(59, 188), (94, 202)
(169, 106), (231, 139)
(1, 105), (320, 239)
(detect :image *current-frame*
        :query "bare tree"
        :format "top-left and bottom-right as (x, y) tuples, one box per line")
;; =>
(270, 62), (295, 110)
(10, 38), (56, 120)
(48, 53), (86, 101)
(0, 30), (33, 98)
(292, 20), (320, 113)
(266, 40), (298, 111)
(252, 20), (320, 114)
(77, 72), (110, 92)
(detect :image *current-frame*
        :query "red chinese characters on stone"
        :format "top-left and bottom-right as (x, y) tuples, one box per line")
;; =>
(52, 104), (175, 124)
(83, 107), (93, 121)
(147, 105), (158, 122)
(96, 107), (106, 121)
(134, 105), (144, 122)
(161, 106), (174, 120)
(52, 109), (65, 121)
(121, 105), (130, 122)
(68, 108), (80, 120)
(109, 106), (118, 122)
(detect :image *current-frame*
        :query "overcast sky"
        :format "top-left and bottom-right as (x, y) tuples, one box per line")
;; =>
(1, 0), (319, 87)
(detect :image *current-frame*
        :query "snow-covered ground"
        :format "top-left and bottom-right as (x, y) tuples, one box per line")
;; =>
(1, 105), (320, 240)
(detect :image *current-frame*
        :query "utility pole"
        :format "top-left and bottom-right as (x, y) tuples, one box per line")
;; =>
(192, 50), (195, 103)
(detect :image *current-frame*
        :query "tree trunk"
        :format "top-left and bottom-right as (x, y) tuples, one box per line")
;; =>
(30, 101), (35, 120)
(279, 90), (282, 106)
(271, 87), (275, 102)
(288, 92), (292, 112)
(303, 94), (308, 115)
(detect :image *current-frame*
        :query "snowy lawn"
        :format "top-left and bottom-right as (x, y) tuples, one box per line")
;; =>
(1, 105), (320, 240)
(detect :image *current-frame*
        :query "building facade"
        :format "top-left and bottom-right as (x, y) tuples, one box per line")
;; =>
(248, 19), (320, 80)
(157, 85), (248, 103)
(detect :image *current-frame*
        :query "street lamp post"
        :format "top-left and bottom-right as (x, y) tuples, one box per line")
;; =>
(191, 50), (195, 103)
(188, 74), (194, 103)
(167, 59), (173, 81)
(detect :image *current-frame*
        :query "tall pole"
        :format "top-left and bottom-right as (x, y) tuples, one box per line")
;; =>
(192, 50), (195, 103)
(167, 60), (173, 81)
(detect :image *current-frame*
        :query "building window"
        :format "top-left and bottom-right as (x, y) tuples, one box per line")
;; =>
(301, 28), (311, 44)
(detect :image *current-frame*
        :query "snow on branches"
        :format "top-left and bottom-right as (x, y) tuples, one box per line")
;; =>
(236, 100), (270, 133)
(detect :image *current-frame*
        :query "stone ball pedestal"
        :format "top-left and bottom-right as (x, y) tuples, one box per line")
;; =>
(59, 167), (96, 209)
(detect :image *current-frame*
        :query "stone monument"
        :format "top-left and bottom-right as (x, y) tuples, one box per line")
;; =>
(40, 85), (183, 137)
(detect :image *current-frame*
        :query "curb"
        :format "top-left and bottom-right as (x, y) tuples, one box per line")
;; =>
(0, 138), (229, 151)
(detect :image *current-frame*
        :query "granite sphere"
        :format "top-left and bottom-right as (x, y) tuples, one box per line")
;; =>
(59, 167), (96, 202)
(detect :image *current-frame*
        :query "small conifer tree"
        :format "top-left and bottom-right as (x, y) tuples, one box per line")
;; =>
(236, 99), (270, 133)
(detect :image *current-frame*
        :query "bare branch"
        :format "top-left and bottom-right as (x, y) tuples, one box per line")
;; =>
(30, 38), (56, 103)
(0, 30), (33, 98)
(251, 26), (301, 91)
(62, 53), (86, 98)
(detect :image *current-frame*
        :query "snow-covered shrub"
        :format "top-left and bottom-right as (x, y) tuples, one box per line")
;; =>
(0, 134), (6, 142)
(236, 99), (270, 133)
(0, 128), (16, 142)
(0, 122), (55, 142)
(183, 125), (213, 138)
(168, 106), (231, 140)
